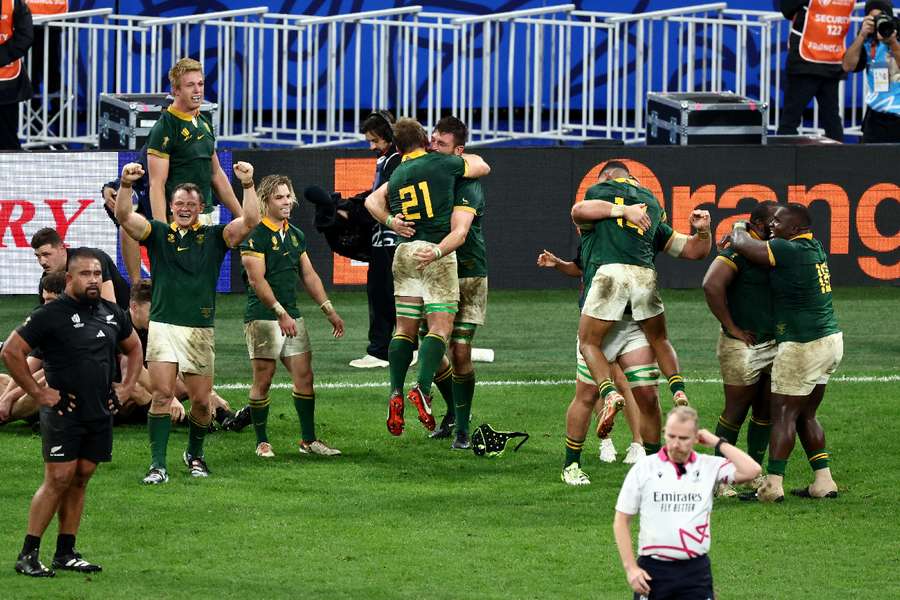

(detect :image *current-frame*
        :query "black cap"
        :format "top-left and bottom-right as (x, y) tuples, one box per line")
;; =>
(865, 0), (893, 17)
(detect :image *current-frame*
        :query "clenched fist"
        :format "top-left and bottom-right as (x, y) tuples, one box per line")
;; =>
(121, 162), (145, 184)
(690, 209), (711, 233)
(233, 161), (254, 184)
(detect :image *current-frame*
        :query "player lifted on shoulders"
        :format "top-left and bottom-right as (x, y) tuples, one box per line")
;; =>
(571, 161), (711, 442)
(115, 161), (260, 483)
(365, 117), (489, 436)
(721, 204), (842, 502)
(239, 174), (345, 459)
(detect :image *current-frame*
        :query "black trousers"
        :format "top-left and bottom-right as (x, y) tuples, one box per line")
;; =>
(634, 554), (714, 600)
(777, 74), (843, 141)
(366, 244), (396, 360)
(862, 108), (900, 143)
(0, 102), (21, 150)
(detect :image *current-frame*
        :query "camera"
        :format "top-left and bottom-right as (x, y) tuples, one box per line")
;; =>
(874, 14), (900, 39)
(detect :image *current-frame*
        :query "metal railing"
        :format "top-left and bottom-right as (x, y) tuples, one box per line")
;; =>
(15, 3), (871, 148)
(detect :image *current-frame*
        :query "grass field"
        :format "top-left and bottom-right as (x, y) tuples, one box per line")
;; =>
(0, 287), (898, 599)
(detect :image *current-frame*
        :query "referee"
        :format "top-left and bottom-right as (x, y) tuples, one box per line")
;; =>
(613, 407), (760, 599)
(1, 249), (142, 577)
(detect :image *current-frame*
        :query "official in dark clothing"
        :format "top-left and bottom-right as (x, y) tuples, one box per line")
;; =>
(777, 0), (852, 141)
(0, 0), (33, 150)
(1, 248), (143, 577)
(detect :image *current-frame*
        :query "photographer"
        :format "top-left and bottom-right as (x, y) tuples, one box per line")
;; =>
(843, 0), (900, 142)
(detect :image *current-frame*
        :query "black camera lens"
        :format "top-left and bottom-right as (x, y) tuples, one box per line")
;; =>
(875, 14), (897, 38)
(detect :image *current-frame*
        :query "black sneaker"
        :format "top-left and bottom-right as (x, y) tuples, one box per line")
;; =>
(429, 414), (455, 439)
(221, 405), (251, 432)
(14, 550), (55, 577)
(451, 431), (471, 450)
(51, 552), (102, 573)
(183, 452), (210, 478)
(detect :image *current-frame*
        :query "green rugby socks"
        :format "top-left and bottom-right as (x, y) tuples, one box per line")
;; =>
(452, 371), (475, 435)
(714, 415), (740, 456)
(644, 442), (662, 454)
(565, 436), (585, 467)
(667, 374), (685, 395)
(293, 391), (316, 443)
(186, 413), (208, 458)
(807, 448), (830, 471)
(747, 416), (771, 465)
(388, 334), (415, 393)
(433, 363), (455, 417)
(597, 378), (617, 399)
(148, 412), (171, 469)
(416, 333), (447, 395)
(249, 396), (270, 444)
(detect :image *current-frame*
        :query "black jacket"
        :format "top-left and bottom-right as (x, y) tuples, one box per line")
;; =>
(781, 0), (847, 78)
(0, 0), (34, 104)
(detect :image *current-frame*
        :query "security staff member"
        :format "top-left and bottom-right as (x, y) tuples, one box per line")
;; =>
(777, 0), (853, 141)
(1, 249), (143, 577)
(0, 0), (33, 150)
(613, 407), (760, 599)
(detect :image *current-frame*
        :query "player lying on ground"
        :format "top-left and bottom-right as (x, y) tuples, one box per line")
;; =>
(237, 174), (345, 459)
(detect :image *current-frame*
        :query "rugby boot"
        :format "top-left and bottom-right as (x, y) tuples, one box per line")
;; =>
(14, 551), (54, 577)
(52, 552), (102, 573)
(407, 384), (436, 431)
(386, 392), (405, 436)
(595, 392), (625, 439)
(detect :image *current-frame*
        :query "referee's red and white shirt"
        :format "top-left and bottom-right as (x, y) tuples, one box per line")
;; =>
(615, 448), (736, 561)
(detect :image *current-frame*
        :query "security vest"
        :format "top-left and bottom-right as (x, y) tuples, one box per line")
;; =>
(799, 0), (854, 64)
(25, 0), (67, 16)
(0, 0), (22, 82)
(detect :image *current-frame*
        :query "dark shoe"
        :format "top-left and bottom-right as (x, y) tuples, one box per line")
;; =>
(51, 552), (102, 573)
(221, 406), (251, 432)
(183, 452), (210, 478)
(15, 550), (55, 577)
(790, 487), (838, 499)
(429, 414), (455, 439)
(737, 491), (784, 503)
(451, 432), (471, 450)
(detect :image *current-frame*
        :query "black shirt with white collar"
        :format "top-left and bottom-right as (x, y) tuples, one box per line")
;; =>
(17, 294), (133, 421)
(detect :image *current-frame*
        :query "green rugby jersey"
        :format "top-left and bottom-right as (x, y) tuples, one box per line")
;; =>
(716, 235), (775, 343)
(388, 149), (468, 244)
(147, 106), (217, 214)
(454, 178), (487, 278)
(767, 234), (840, 343)
(140, 220), (230, 327)
(240, 217), (307, 322)
(580, 178), (667, 270)
(579, 219), (675, 305)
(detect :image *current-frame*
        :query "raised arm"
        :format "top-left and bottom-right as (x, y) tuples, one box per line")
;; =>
(116, 163), (153, 242)
(843, 15), (874, 72)
(460, 153), (490, 178)
(222, 162), (262, 248)
(210, 152), (243, 217)
(664, 210), (712, 260)
(571, 200), (651, 230)
(147, 153), (170, 223)
(724, 223), (771, 266)
(697, 428), (763, 483)
(299, 253), (344, 338)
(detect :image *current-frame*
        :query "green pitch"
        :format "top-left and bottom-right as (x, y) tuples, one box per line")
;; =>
(0, 288), (897, 599)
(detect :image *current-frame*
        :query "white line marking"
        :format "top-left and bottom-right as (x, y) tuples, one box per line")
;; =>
(214, 374), (899, 390)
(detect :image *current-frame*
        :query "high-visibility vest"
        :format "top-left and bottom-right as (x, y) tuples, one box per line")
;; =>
(799, 0), (855, 64)
(25, 0), (66, 16)
(0, 0), (22, 82)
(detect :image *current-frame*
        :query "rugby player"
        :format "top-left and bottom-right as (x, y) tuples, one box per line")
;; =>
(722, 204), (842, 502)
(364, 117), (489, 436)
(614, 407), (761, 598)
(115, 160), (260, 483)
(2, 249), (142, 576)
(239, 174), (345, 458)
(0, 271), (66, 425)
(423, 116), (488, 449)
(146, 57), (242, 224)
(30, 227), (130, 309)
(702, 201), (778, 494)
(572, 161), (709, 439)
